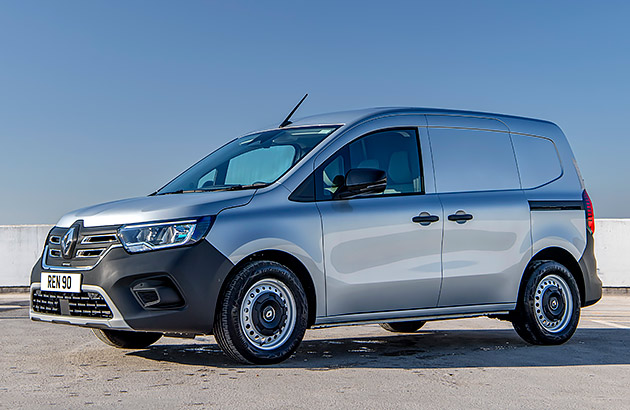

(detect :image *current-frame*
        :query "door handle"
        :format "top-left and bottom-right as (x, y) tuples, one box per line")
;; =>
(412, 214), (440, 224)
(448, 212), (473, 223)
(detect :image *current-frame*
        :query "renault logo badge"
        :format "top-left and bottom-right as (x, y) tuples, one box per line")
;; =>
(61, 226), (79, 259)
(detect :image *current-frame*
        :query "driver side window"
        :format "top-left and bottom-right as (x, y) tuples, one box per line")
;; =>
(316, 128), (422, 200)
(197, 169), (217, 189)
(321, 153), (347, 198)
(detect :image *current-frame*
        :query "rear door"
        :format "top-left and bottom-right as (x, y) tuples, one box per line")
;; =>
(316, 122), (443, 316)
(426, 116), (531, 307)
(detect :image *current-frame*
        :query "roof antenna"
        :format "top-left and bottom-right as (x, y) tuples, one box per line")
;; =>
(279, 93), (308, 128)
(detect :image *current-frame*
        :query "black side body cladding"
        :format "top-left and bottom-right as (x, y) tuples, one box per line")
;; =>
(528, 200), (584, 211)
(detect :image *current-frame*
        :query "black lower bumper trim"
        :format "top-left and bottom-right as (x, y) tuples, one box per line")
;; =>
(32, 289), (114, 318)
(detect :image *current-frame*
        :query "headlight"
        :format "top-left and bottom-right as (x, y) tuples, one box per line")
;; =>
(117, 216), (213, 253)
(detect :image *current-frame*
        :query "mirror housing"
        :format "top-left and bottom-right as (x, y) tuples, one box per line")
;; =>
(334, 168), (387, 199)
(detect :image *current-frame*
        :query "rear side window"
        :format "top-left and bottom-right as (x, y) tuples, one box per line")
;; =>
(511, 134), (562, 189)
(429, 128), (520, 193)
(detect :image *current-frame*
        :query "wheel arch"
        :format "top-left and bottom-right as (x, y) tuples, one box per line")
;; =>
(520, 247), (586, 307)
(215, 249), (318, 328)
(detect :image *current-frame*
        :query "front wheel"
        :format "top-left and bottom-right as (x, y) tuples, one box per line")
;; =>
(511, 261), (581, 345)
(93, 329), (162, 349)
(214, 261), (308, 364)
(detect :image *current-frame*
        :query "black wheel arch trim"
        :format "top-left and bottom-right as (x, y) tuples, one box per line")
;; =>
(520, 234), (601, 309)
(216, 249), (317, 328)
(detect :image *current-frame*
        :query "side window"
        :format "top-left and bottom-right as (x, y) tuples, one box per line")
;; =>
(197, 169), (217, 189)
(429, 128), (520, 193)
(511, 134), (562, 189)
(316, 129), (422, 200)
(321, 153), (346, 199)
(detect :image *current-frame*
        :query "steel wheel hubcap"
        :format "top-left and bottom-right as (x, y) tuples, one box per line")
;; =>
(240, 278), (296, 350)
(534, 274), (573, 333)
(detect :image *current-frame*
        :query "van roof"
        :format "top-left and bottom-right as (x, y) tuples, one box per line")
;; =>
(289, 107), (559, 136)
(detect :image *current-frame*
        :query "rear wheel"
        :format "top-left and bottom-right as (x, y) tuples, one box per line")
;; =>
(214, 260), (308, 364)
(93, 329), (162, 349)
(511, 260), (581, 345)
(380, 320), (426, 333)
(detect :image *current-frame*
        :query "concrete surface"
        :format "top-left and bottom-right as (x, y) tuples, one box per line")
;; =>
(1, 293), (629, 409)
(1, 219), (629, 287)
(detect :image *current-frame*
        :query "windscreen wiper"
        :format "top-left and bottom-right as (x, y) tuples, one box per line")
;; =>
(207, 183), (269, 191)
(155, 183), (268, 195)
(155, 189), (205, 195)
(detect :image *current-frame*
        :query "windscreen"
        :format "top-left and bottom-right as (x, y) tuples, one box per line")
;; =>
(156, 126), (338, 195)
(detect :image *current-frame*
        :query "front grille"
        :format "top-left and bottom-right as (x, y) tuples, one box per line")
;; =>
(31, 289), (113, 319)
(82, 234), (118, 244)
(49, 249), (62, 258)
(75, 249), (104, 258)
(44, 224), (121, 270)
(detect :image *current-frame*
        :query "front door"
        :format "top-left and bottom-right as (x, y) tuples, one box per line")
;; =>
(316, 128), (443, 316)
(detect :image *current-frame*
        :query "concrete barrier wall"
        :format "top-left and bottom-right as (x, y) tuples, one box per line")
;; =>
(594, 219), (629, 287)
(0, 225), (54, 287)
(0, 220), (628, 287)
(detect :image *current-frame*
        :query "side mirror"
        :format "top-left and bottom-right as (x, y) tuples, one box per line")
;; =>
(334, 168), (387, 199)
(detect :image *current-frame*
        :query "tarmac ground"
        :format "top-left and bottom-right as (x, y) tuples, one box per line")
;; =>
(1, 293), (629, 409)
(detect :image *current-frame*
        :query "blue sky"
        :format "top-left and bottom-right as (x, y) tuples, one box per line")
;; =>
(1, 1), (628, 223)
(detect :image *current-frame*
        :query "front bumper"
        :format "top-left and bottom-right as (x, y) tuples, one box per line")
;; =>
(30, 240), (235, 334)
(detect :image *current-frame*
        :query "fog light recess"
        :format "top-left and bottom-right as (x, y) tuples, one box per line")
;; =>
(131, 277), (184, 309)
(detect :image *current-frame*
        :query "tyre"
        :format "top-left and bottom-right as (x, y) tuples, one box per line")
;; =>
(511, 260), (581, 345)
(214, 260), (308, 364)
(93, 329), (162, 349)
(380, 320), (426, 333)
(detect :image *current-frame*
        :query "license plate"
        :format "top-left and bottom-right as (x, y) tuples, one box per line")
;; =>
(41, 272), (82, 293)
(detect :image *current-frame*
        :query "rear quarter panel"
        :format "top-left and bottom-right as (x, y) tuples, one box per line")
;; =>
(530, 210), (587, 261)
(505, 118), (587, 261)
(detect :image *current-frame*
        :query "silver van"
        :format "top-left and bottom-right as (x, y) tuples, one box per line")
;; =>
(30, 107), (601, 364)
